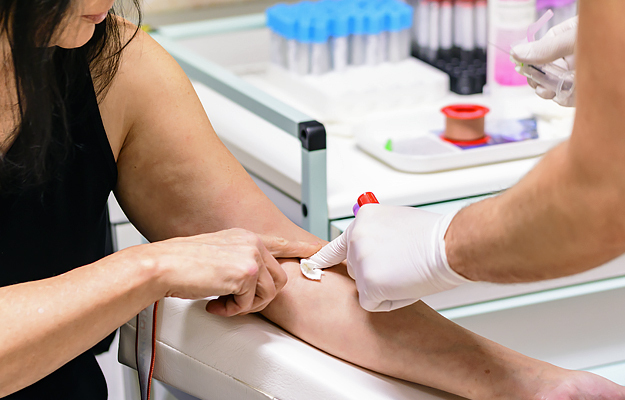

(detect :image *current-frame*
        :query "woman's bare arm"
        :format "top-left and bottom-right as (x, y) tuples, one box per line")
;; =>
(263, 261), (556, 399)
(0, 248), (162, 396)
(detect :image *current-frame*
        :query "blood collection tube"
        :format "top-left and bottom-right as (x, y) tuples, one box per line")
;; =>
(310, 16), (331, 75)
(453, 0), (463, 56)
(331, 13), (350, 72)
(386, 1), (413, 62)
(457, 0), (475, 62)
(364, 9), (385, 65)
(353, 192), (379, 216)
(475, 0), (487, 60)
(295, 13), (312, 75)
(439, 0), (453, 60)
(349, 9), (367, 66)
(417, 0), (431, 59)
(398, 3), (413, 61)
(426, 0), (440, 63)
(410, 0), (421, 54)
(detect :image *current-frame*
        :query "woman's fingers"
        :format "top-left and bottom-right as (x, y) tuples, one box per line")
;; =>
(258, 234), (322, 259)
(258, 244), (288, 293)
(206, 266), (257, 316)
(206, 238), (284, 316)
(162, 229), (305, 316)
(245, 263), (278, 314)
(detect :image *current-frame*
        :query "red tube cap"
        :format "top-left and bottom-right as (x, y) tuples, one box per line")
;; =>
(358, 192), (379, 207)
(441, 104), (490, 120)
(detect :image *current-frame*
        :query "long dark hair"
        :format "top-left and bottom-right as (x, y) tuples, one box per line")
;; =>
(0, 0), (142, 191)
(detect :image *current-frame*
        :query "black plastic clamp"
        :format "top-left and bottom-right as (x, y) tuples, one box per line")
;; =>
(298, 121), (326, 151)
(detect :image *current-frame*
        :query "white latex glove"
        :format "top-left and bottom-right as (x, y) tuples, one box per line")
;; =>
(511, 16), (577, 107)
(306, 204), (471, 312)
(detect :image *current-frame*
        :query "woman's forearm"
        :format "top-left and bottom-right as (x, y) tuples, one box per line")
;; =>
(261, 260), (564, 400)
(0, 247), (163, 396)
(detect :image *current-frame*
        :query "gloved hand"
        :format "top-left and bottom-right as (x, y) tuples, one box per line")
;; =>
(511, 16), (577, 107)
(306, 204), (472, 312)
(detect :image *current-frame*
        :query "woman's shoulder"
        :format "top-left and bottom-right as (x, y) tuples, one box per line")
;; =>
(103, 17), (180, 97)
(98, 17), (191, 158)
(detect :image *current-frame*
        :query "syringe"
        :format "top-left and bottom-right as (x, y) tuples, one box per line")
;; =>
(514, 61), (575, 104)
(490, 39), (576, 104)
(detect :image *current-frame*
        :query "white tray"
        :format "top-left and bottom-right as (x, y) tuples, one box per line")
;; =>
(356, 108), (573, 173)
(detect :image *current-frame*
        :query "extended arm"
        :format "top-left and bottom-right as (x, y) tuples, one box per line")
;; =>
(446, 1), (625, 282)
(263, 261), (576, 399)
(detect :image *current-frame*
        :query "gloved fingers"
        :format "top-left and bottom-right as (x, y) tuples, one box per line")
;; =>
(527, 78), (539, 89)
(511, 19), (576, 65)
(358, 297), (419, 312)
(551, 57), (570, 70)
(346, 258), (355, 280)
(536, 85), (557, 100)
(359, 296), (389, 312)
(307, 231), (348, 268)
(563, 54), (576, 71)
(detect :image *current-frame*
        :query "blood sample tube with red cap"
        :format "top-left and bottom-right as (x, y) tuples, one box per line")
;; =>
(353, 192), (379, 216)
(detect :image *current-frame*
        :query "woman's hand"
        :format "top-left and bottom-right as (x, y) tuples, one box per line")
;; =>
(533, 370), (625, 400)
(127, 228), (320, 316)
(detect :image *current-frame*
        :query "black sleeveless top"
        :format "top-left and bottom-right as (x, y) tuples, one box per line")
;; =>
(0, 48), (117, 399)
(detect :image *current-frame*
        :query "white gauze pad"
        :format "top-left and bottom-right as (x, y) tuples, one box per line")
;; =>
(300, 259), (324, 281)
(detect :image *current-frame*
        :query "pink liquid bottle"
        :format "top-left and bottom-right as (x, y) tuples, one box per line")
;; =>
(488, 0), (537, 87)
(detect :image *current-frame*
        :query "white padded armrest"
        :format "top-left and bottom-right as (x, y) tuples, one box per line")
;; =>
(119, 298), (464, 400)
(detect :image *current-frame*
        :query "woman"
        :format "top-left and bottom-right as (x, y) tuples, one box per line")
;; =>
(1, 1), (623, 399)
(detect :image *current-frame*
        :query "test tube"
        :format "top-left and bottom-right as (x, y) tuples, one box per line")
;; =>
(287, 38), (299, 73)
(417, 0), (430, 59)
(426, 0), (440, 63)
(475, 0), (487, 60)
(385, 4), (400, 62)
(364, 9), (385, 65)
(410, 0), (421, 53)
(401, 1), (414, 60)
(349, 9), (367, 66)
(310, 17), (331, 75)
(296, 16), (311, 75)
(283, 12), (299, 73)
(399, 28), (411, 60)
(365, 33), (382, 65)
(457, 0), (475, 62)
(331, 13), (350, 72)
(453, 0), (463, 55)
(439, 0), (453, 60)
